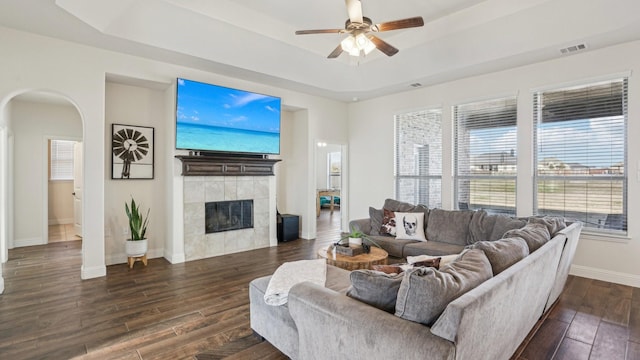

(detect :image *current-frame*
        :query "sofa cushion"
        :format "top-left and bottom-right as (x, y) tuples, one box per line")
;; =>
(503, 223), (551, 252)
(491, 215), (527, 240)
(426, 209), (475, 246)
(402, 241), (465, 257)
(347, 270), (404, 313)
(528, 216), (567, 237)
(467, 237), (529, 275)
(369, 236), (417, 258)
(380, 208), (397, 236)
(469, 210), (527, 243)
(395, 212), (427, 241)
(395, 249), (493, 326)
(369, 207), (384, 236)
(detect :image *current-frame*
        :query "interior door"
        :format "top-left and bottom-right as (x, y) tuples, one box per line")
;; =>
(73, 142), (83, 238)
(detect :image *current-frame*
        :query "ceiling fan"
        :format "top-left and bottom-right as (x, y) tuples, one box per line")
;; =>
(295, 0), (424, 59)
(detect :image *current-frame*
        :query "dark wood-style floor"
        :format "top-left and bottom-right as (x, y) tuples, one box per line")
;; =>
(1, 209), (638, 359)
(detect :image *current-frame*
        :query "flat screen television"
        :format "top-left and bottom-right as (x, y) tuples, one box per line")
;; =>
(176, 78), (281, 155)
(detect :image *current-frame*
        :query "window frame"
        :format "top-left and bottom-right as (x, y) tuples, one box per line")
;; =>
(532, 77), (628, 235)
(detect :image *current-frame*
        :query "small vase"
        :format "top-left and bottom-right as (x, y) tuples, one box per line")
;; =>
(348, 237), (362, 246)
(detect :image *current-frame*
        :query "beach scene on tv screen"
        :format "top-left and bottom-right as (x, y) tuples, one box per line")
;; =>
(176, 78), (281, 154)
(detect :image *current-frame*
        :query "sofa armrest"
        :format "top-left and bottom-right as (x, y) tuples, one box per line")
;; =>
(349, 218), (372, 234)
(288, 282), (455, 360)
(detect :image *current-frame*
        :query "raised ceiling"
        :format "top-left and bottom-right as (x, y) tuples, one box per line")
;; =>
(1, 0), (640, 101)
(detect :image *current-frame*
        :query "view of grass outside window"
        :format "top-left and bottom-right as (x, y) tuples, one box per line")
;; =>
(533, 78), (627, 234)
(394, 109), (442, 208)
(454, 96), (517, 215)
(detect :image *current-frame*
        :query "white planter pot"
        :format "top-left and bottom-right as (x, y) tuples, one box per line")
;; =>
(348, 237), (362, 246)
(125, 239), (148, 257)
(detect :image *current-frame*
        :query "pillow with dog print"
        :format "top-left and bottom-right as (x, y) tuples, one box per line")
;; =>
(395, 212), (427, 241)
(380, 208), (397, 236)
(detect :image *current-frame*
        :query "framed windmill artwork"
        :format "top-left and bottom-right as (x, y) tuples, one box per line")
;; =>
(111, 124), (154, 179)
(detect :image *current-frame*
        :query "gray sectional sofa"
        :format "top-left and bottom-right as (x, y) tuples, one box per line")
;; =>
(250, 200), (583, 360)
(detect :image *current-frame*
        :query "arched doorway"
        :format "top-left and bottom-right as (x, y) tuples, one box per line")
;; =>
(0, 90), (84, 277)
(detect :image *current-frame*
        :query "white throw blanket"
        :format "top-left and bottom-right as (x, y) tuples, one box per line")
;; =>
(264, 259), (327, 306)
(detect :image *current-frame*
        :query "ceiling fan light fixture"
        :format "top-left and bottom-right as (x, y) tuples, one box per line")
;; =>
(341, 33), (376, 57)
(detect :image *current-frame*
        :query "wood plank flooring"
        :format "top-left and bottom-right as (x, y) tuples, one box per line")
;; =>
(1, 209), (638, 359)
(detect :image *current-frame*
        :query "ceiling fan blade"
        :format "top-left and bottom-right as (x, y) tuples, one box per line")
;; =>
(375, 16), (424, 32)
(369, 35), (399, 57)
(295, 29), (344, 35)
(345, 0), (363, 24)
(327, 44), (344, 59)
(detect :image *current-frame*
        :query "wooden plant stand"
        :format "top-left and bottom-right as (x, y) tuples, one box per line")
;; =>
(128, 254), (148, 269)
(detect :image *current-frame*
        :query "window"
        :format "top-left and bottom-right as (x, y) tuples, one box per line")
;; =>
(50, 139), (75, 181)
(327, 151), (341, 189)
(454, 97), (517, 215)
(534, 78), (627, 234)
(394, 109), (442, 208)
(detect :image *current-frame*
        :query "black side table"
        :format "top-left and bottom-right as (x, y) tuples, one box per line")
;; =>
(277, 214), (299, 242)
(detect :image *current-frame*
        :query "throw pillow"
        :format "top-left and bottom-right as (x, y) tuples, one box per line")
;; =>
(528, 216), (567, 237)
(369, 207), (384, 236)
(380, 208), (397, 236)
(467, 237), (529, 275)
(372, 264), (405, 274)
(503, 223), (551, 253)
(395, 249), (493, 326)
(412, 257), (441, 269)
(347, 270), (404, 313)
(394, 212), (427, 241)
(490, 216), (527, 241)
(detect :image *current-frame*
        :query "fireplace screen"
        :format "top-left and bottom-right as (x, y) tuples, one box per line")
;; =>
(205, 200), (253, 233)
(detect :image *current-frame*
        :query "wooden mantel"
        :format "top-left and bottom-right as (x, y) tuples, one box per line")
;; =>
(175, 155), (280, 176)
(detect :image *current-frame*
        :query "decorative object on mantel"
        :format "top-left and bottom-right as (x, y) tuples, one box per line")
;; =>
(124, 196), (149, 269)
(175, 154), (280, 176)
(112, 124), (154, 179)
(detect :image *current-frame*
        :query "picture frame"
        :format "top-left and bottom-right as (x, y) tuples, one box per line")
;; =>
(111, 124), (154, 180)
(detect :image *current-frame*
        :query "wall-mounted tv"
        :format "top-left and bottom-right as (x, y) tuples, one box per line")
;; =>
(176, 78), (281, 155)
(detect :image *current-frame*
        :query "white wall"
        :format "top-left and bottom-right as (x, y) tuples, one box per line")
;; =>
(104, 82), (168, 265)
(348, 40), (640, 287)
(48, 181), (74, 225)
(10, 99), (82, 246)
(0, 26), (348, 285)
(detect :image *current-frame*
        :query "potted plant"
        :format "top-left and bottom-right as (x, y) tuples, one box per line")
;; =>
(124, 197), (150, 257)
(337, 226), (380, 253)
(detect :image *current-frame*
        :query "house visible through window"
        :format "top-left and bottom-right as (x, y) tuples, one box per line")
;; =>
(394, 109), (442, 208)
(533, 78), (627, 234)
(50, 139), (75, 181)
(454, 96), (518, 215)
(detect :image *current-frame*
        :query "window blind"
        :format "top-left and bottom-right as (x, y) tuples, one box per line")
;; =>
(453, 96), (517, 215)
(50, 140), (75, 181)
(394, 109), (442, 208)
(533, 78), (627, 234)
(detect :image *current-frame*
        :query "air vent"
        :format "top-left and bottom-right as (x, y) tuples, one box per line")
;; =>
(560, 43), (587, 55)
(410, 83), (422, 88)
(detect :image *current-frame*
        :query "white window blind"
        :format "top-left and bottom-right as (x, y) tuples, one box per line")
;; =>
(454, 97), (517, 215)
(534, 78), (627, 234)
(394, 109), (442, 208)
(50, 140), (75, 181)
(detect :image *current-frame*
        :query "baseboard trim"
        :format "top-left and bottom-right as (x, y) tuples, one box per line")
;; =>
(81, 264), (106, 279)
(164, 251), (185, 264)
(14, 237), (45, 248)
(570, 264), (640, 288)
(48, 218), (73, 226)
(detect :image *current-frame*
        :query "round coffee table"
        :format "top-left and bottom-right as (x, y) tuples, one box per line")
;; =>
(317, 246), (388, 271)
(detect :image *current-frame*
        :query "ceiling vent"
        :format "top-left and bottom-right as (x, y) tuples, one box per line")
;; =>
(410, 83), (422, 88)
(560, 43), (587, 55)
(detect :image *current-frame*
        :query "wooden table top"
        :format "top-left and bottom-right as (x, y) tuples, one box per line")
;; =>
(317, 246), (388, 271)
